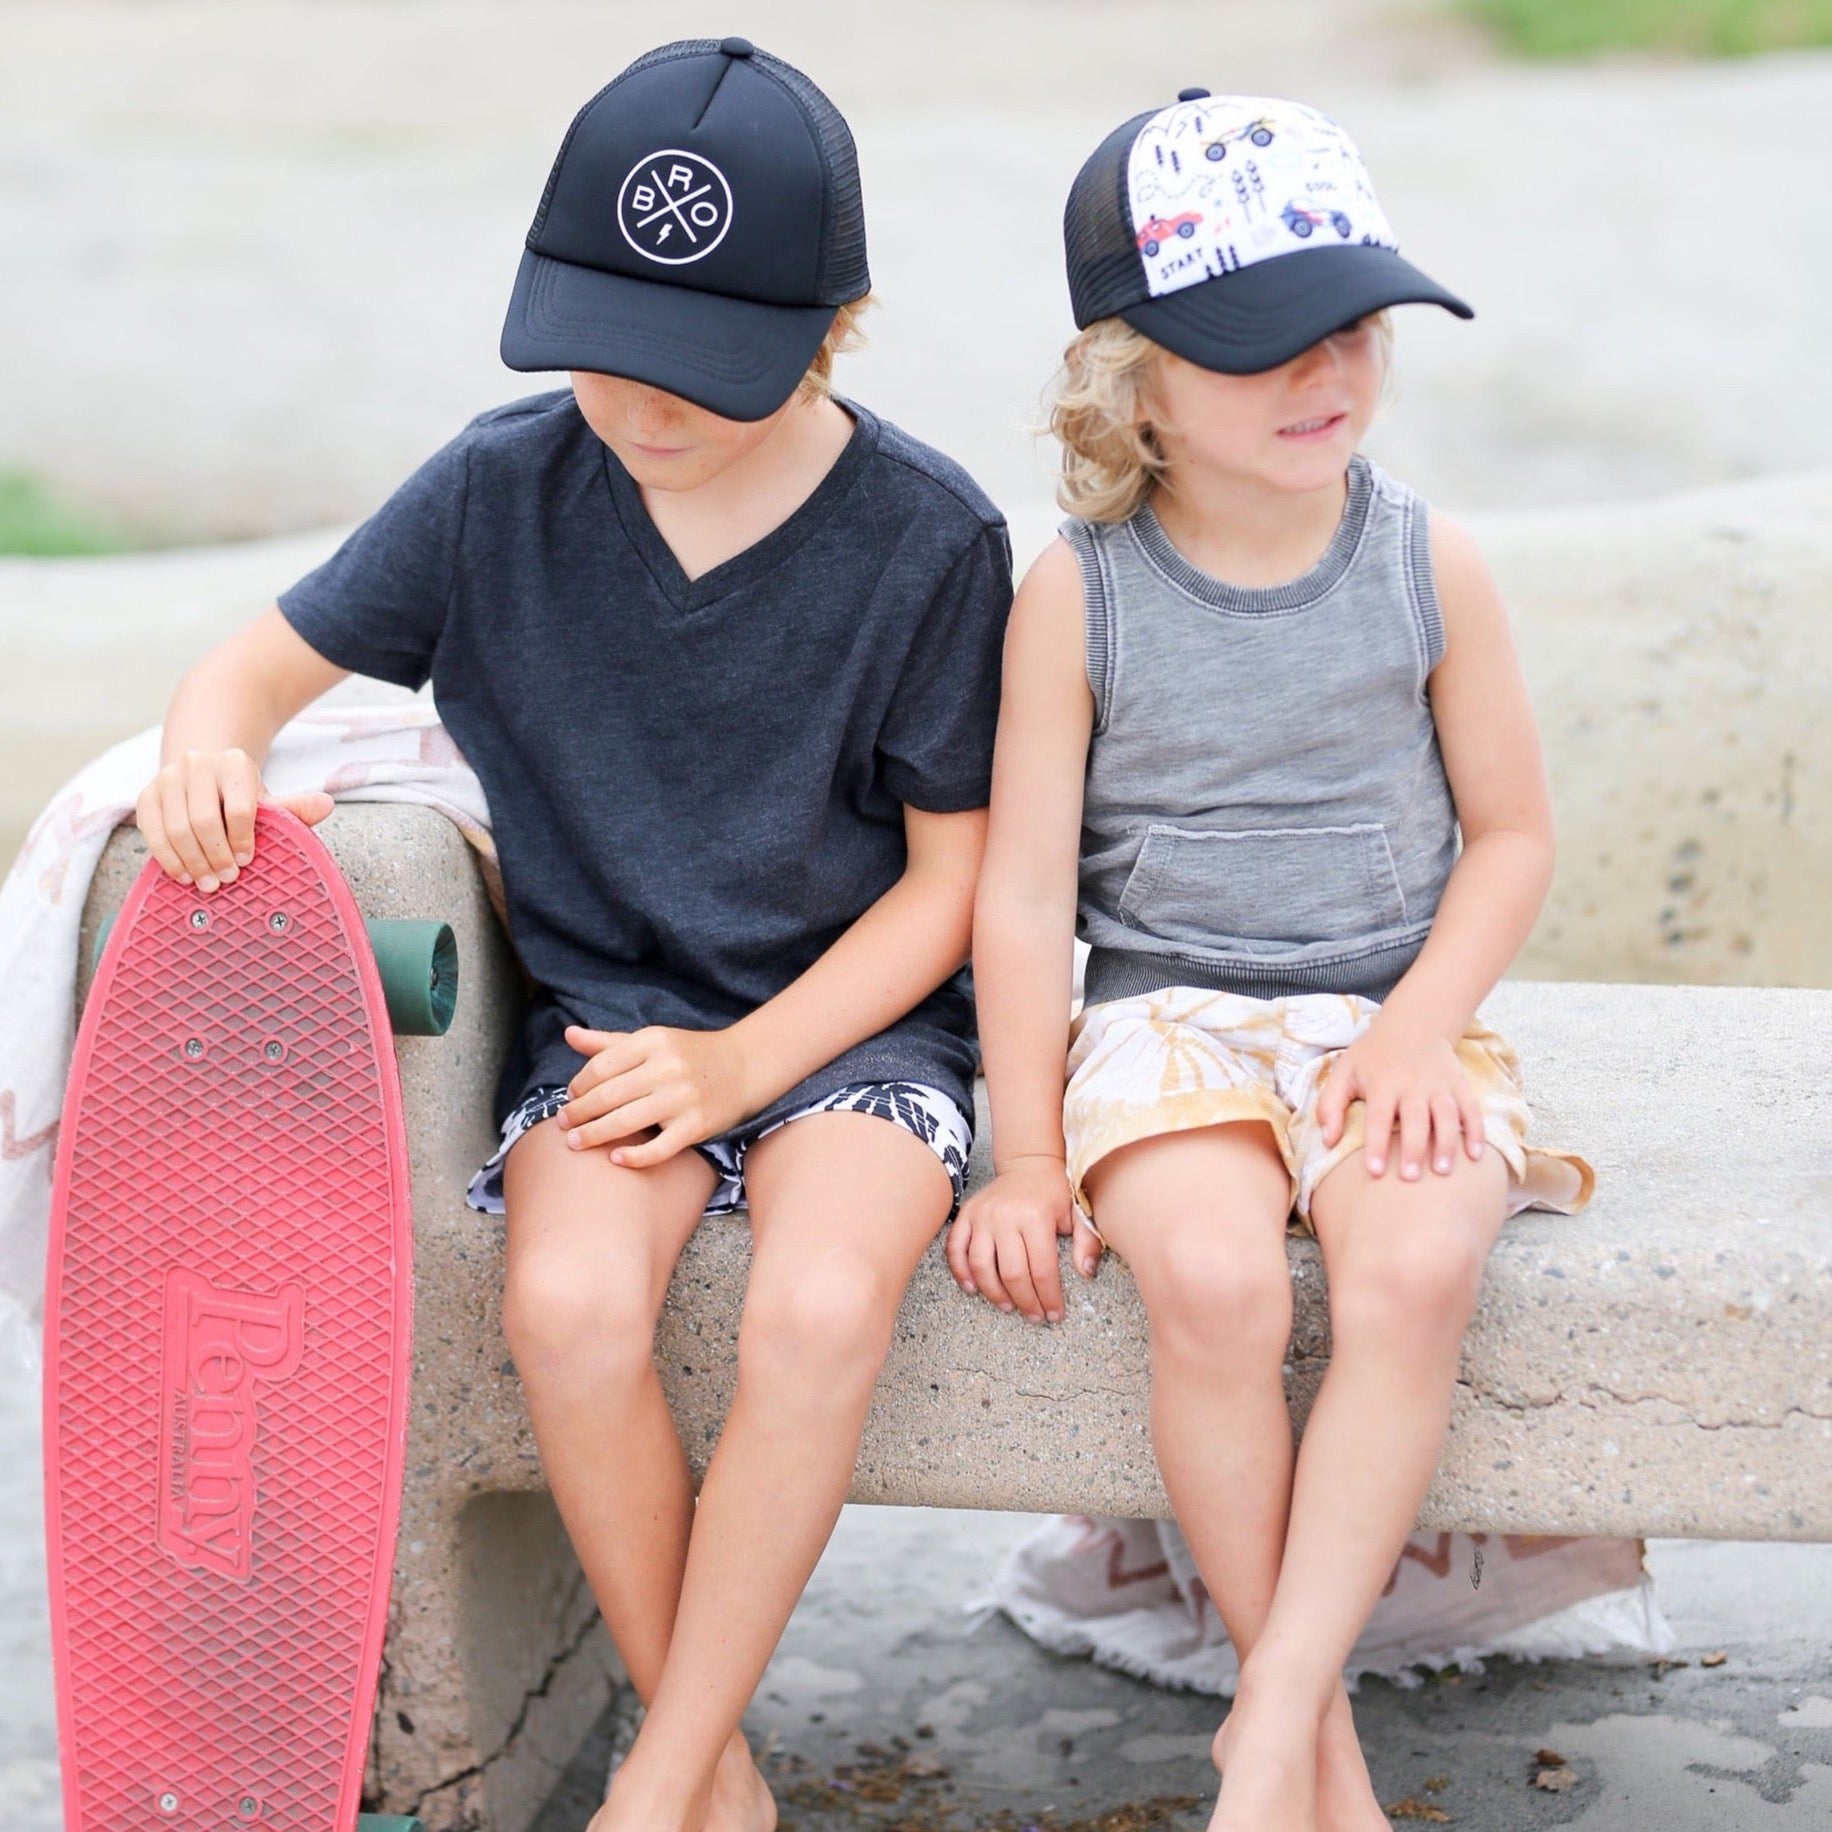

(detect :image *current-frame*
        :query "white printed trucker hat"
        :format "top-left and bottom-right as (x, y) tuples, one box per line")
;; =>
(1064, 90), (1472, 373)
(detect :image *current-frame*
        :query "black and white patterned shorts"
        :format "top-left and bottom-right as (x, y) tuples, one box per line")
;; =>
(466, 1079), (972, 1219)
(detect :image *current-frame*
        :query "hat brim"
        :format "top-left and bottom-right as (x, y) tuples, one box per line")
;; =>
(1120, 244), (1472, 376)
(501, 248), (839, 422)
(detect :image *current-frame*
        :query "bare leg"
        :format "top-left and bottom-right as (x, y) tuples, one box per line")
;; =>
(1208, 1147), (1510, 1832)
(501, 1121), (771, 1832)
(1086, 1125), (1385, 1832)
(594, 1111), (952, 1832)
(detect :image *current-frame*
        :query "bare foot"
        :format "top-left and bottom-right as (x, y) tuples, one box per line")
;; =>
(586, 1732), (774, 1832)
(1315, 1690), (1388, 1832)
(705, 1733), (778, 1832)
(1206, 1688), (1318, 1832)
(1216, 1683), (1381, 1832)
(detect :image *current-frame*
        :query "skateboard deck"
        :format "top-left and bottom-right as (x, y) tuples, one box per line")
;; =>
(45, 807), (414, 1832)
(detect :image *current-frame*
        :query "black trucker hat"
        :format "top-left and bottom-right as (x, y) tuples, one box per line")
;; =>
(501, 37), (869, 420)
(1065, 91), (1471, 375)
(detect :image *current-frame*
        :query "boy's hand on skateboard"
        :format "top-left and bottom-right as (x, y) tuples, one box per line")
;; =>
(558, 1023), (751, 1167)
(1316, 1010), (1487, 1182)
(947, 1156), (1098, 1326)
(137, 748), (334, 893)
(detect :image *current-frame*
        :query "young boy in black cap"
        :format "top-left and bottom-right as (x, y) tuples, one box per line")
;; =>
(136, 39), (1010, 1832)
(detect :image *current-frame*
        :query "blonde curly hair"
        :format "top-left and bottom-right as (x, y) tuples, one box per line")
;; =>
(1047, 313), (1396, 523)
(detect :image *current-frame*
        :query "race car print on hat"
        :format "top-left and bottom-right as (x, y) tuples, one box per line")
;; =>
(1064, 91), (1472, 374)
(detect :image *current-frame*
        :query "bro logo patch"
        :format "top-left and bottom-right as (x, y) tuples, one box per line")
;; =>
(617, 150), (734, 265)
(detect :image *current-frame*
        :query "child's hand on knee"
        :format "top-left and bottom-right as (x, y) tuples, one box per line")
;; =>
(558, 1023), (753, 1167)
(136, 749), (333, 893)
(947, 1156), (1098, 1325)
(1316, 1014), (1487, 1182)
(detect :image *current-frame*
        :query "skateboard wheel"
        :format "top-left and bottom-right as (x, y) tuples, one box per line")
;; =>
(365, 919), (459, 1037)
(93, 913), (458, 1037)
(356, 1818), (426, 1832)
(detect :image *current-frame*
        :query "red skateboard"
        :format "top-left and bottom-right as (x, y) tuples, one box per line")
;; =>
(44, 807), (452, 1832)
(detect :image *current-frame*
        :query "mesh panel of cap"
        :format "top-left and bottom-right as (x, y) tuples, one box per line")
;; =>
(525, 39), (869, 305)
(1064, 109), (1155, 328)
(751, 49), (871, 305)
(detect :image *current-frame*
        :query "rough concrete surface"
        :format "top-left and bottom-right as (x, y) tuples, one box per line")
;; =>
(535, 1515), (1832, 1832)
(1482, 473), (1832, 991)
(76, 813), (1832, 1550)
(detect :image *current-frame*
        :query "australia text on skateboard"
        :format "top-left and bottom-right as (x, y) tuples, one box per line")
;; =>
(46, 808), (420, 1832)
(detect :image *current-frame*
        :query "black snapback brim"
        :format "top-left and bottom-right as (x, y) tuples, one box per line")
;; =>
(1120, 244), (1472, 376)
(501, 248), (839, 422)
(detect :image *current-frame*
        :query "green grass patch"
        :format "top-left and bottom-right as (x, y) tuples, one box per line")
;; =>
(0, 471), (130, 556)
(1463, 0), (1832, 58)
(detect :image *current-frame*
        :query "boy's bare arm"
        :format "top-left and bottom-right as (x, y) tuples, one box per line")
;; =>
(947, 539), (1096, 1323)
(1316, 512), (1557, 1178)
(1377, 512), (1557, 1042)
(140, 605), (350, 888)
(969, 538), (1091, 1172)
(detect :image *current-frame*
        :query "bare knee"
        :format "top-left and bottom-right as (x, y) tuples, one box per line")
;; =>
(502, 1233), (658, 1391)
(1328, 1225), (1487, 1353)
(1142, 1224), (1293, 1372)
(738, 1249), (899, 1402)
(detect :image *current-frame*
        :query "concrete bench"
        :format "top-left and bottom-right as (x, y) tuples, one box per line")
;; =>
(78, 807), (1832, 1832)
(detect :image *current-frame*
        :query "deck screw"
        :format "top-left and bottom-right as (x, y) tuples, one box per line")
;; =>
(238, 1797), (260, 1818)
(183, 1039), (204, 1060)
(156, 1793), (179, 1816)
(268, 912), (289, 932)
(189, 909), (209, 930)
(264, 1041), (284, 1061)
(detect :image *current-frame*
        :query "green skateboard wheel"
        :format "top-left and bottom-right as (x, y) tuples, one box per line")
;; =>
(357, 1818), (425, 1832)
(92, 912), (457, 1036)
(366, 918), (458, 1037)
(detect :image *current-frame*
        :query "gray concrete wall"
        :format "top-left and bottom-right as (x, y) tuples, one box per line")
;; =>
(1491, 473), (1832, 990)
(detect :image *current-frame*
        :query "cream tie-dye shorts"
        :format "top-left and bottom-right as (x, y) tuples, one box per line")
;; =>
(1063, 986), (1593, 1231)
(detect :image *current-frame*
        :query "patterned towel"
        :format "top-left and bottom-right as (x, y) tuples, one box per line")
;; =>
(989, 1516), (1672, 1691)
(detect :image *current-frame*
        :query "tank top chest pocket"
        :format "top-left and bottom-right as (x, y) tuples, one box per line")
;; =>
(1116, 823), (1409, 948)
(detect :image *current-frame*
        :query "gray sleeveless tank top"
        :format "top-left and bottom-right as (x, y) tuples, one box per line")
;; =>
(1068, 454), (1458, 1006)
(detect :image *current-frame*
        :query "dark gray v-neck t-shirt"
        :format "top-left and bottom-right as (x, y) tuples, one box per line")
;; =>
(278, 390), (1012, 1133)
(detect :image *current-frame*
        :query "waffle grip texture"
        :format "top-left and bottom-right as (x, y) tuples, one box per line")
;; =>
(44, 808), (414, 1832)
